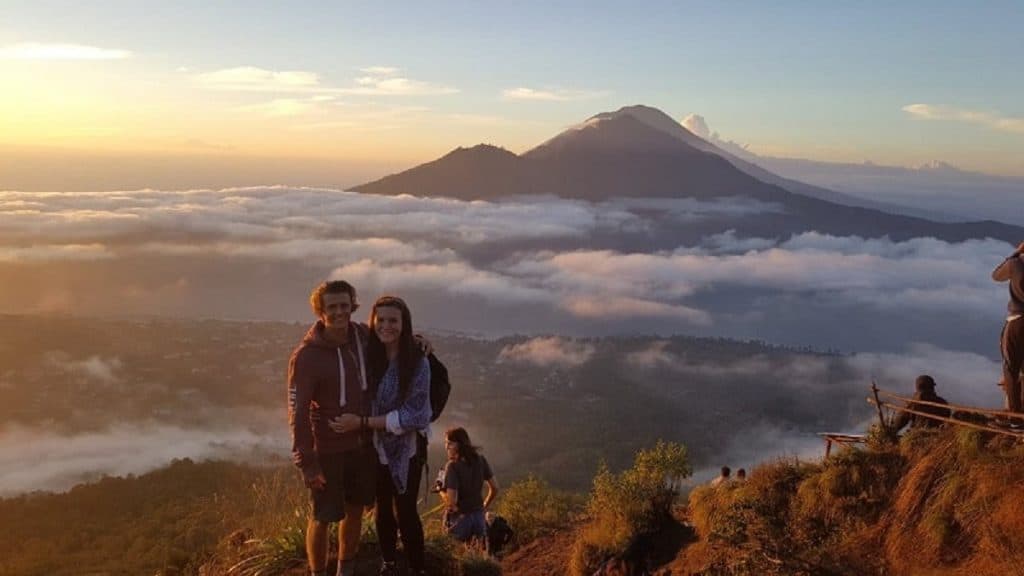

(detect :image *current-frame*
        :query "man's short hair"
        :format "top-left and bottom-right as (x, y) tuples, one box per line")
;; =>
(310, 280), (359, 316)
(915, 374), (937, 392)
(720, 466), (731, 477)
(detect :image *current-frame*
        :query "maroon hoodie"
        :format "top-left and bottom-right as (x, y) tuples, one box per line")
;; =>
(288, 320), (372, 482)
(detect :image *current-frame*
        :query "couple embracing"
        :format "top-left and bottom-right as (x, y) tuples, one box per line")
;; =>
(288, 280), (432, 576)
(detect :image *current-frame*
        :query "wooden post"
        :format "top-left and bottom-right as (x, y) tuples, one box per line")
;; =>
(871, 380), (889, 437)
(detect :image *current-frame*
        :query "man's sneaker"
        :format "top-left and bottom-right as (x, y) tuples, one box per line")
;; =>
(378, 561), (399, 576)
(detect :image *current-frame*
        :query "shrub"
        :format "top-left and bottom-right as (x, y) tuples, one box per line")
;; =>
(497, 474), (583, 546)
(569, 440), (691, 576)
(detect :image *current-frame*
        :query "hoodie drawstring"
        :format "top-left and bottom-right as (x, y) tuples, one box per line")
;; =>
(337, 325), (368, 409)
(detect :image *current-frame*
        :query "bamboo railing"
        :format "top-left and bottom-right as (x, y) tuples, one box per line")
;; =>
(866, 383), (1024, 439)
(818, 383), (1024, 457)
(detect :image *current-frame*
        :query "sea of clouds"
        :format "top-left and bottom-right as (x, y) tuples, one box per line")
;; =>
(1, 186), (1017, 493)
(0, 187), (1014, 330)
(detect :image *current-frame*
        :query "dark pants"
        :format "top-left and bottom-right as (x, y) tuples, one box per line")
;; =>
(376, 458), (425, 571)
(311, 447), (377, 523)
(1000, 318), (1024, 413)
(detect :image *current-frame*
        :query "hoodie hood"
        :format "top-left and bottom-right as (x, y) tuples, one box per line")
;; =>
(301, 319), (353, 349)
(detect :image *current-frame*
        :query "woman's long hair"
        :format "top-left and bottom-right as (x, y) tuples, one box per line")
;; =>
(445, 427), (481, 463)
(367, 295), (422, 402)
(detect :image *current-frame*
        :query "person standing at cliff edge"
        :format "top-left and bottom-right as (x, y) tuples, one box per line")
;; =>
(992, 241), (1024, 426)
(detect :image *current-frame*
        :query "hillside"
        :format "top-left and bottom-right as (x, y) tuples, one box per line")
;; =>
(0, 459), (302, 576)
(679, 426), (1024, 575)
(3, 419), (1021, 574)
(502, 427), (1024, 576)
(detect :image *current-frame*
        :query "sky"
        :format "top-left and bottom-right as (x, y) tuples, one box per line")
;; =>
(1, 0), (1022, 190)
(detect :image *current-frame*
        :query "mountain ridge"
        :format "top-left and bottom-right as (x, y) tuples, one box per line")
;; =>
(351, 105), (1024, 244)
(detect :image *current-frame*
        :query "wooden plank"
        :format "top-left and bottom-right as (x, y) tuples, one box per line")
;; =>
(869, 398), (1024, 439)
(876, 389), (1019, 419)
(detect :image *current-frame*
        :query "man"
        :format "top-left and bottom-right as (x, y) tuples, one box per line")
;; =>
(289, 280), (375, 576)
(992, 241), (1024, 421)
(709, 466), (731, 487)
(892, 374), (951, 432)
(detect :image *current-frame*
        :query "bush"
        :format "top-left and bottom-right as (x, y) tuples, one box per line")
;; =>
(688, 458), (824, 574)
(497, 474), (583, 546)
(569, 440), (691, 576)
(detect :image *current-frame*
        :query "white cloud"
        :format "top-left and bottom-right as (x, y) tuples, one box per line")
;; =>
(563, 296), (711, 325)
(625, 339), (1004, 410)
(502, 87), (608, 102)
(193, 65), (456, 99)
(678, 113), (755, 159)
(0, 421), (287, 496)
(603, 197), (784, 221)
(237, 97), (322, 117)
(691, 422), (825, 483)
(0, 243), (112, 263)
(0, 188), (618, 246)
(340, 72), (458, 96)
(195, 66), (321, 92)
(903, 103), (1024, 134)
(330, 259), (551, 304)
(512, 233), (1010, 318)
(844, 343), (1002, 407)
(700, 230), (777, 254)
(681, 113), (711, 139)
(0, 188), (1016, 326)
(45, 353), (123, 384)
(497, 337), (595, 368)
(0, 42), (131, 60)
(360, 66), (399, 75)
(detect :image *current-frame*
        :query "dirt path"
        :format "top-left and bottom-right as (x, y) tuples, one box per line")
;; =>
(501, 529), (578, 576)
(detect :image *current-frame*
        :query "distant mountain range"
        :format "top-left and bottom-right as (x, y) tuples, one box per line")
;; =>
(352, 105), (1023, 244)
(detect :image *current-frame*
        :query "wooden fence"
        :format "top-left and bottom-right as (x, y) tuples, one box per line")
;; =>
(868, 381), (1024, 439)
(819, 382), (1024, 456)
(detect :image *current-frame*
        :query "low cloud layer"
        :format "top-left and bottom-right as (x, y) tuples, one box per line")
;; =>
(0, 187), (1016, 335)
(690, 423), (825, 484)
(46, 353), (124, 384)
(497, 337), (596, 368)
(0, 422), (288, 496)
(628, 340), (1002, 407)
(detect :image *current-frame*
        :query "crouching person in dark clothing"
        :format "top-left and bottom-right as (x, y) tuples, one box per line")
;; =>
(893, 374), (951, 432)
(442, 427), (499, 548)
(485, 512), (514, 557)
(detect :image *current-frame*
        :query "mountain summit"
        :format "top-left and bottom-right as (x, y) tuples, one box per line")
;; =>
(351, 105), (1023, 243)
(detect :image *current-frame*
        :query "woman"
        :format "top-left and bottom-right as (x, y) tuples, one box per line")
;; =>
(331, 295), (431, 576)
(442, 427), (498, 546)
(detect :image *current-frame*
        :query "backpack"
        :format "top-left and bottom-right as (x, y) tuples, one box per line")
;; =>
(427, 353), (450, 422)
(487, 515), (514, 555)
(419, 353), (452, 501)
